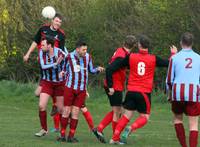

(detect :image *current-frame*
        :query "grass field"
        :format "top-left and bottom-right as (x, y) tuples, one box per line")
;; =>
(0, 80), (195, 147)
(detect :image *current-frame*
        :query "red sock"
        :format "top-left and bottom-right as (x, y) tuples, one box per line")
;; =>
(68, 118), (78, 138)
(112, 121), (118, 134)
(190, 130), (198, 147)
(53, 113), (60, 130)
(39, 111), (47, 131)
(97, 111), (113, 132)
(82, 111), (94, 130)
(130, 116), (148, 131)
(52, 97), (56, 106)
(174, 123), (187, 147)
(112, 115), (129, 141)
(60, 117), (69, 138)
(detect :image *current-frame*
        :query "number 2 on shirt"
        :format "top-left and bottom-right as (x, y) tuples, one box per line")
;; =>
(138, 62), (145, 75)
(185, 58), (192, 68)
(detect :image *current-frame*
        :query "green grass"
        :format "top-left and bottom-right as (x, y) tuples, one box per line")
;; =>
(0, 80), (195, 147)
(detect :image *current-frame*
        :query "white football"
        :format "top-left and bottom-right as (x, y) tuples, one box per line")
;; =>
(42, 6), (56, 19)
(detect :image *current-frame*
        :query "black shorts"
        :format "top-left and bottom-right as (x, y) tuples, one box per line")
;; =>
(104, 87), (123, 106)
(123, 91), (151, 114)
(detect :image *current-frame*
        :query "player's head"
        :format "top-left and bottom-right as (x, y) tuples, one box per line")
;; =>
(123, 35), (137, 51)
(180, 32), (193, 48)
(41, 36), (55, 51)
(138, 34), (150, 50)
(76, 40), (87, 57)
(51, 13), (63, 30)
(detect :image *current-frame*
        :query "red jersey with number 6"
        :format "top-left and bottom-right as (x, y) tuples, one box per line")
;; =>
(128, 50), (156, 93)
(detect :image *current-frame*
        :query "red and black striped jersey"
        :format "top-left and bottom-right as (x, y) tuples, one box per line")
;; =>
(34, 24), (65, 51)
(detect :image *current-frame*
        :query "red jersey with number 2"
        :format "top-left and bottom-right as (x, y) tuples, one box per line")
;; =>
(128, 50), (156, 93)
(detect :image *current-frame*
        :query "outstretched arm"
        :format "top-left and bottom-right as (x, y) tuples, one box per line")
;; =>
(23, 41), (38, 62)
(106, 55), (129, 89)
(23, 28), (42, 62)
(88, 55), (104, 74)
(156, 45), (177, 67)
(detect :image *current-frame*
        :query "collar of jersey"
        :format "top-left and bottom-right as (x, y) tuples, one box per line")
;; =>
(73, 50), (84, 59)
(122, 47), (129, 55)
(182, 48), (192, 52)
(139, 49), (148, 54)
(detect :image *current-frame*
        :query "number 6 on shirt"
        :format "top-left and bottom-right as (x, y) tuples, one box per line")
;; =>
(138, 62), (146, 75)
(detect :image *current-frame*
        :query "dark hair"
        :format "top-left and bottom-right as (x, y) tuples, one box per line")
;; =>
(124, 35), (137, 49)
(181, 32), (193, 47)
(138, 34), (150, 49)
(45, 35), (55, 47)
(53, 13), (63, 20)
(76, 40), (87, 48)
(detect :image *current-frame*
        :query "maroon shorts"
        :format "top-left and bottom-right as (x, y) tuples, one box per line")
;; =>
(39, 79), (45, 86)
(41, 80), (65, 97)
(64, 87), (86, 108)
(172, 101), (200, 116)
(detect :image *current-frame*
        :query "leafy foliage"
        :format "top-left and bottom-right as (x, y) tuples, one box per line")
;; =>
(0, 0), (199, 85)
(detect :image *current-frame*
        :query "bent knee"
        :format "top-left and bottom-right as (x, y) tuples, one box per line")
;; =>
(39, 104), (46, 111)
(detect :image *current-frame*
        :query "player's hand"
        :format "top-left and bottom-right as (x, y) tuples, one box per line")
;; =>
(56, 56), (64, 65)
(97, 66), (105, 72)
(108, 88), (114, 95)
(59, 71), (65, 78)
(167, 89), (172, 103)
(86, 91), (90, 98)
(23, 54), (29, 62)
(170, 45), (177, 54)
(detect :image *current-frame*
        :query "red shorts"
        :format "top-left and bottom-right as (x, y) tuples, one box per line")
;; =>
(64, 87), (86, 108)
(172, 101), (200, 116)
(39, 79), (45, 86)
(41, 80), (65, 97)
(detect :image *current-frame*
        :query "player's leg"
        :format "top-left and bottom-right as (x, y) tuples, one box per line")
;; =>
(110, 109), (133, 144)
(35, 81), (53, 137)
(188, 116), (198, 147)
(58, 106), (71, 141)
(51, 96), (63, 132)
(112, 106), (122, 133)
(95, 87), (113, 134)
(121, 92), (150, 144)
(81, 105), (94, 131)
(94, 89), (122, 143)
(35, 85), (42, 97)
(67, 90), (86, 143)
(35, 79), (44, 97)
(50, 96), (58, 116)
(128, 93), (151, 132)
(35, 92), (50, 137)
(67, 106), (80, 143)
(172, 101), (187, 147)
(111, 91), (123, 132)
(111, 91), (136, 143)
(95, 90), (122, 136)
(187, 102), (200, 147)
(51, 82), (64, 132)
(58, 87), (73, 141)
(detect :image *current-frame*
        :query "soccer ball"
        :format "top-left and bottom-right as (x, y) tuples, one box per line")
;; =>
(41, 6), (56, 19)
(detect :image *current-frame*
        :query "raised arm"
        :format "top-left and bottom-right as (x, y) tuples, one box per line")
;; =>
(23, 42), (38, 62)
(166, 58), (175, 89)
(23, 28), (42, 62)
(156, 45), (177, 67)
